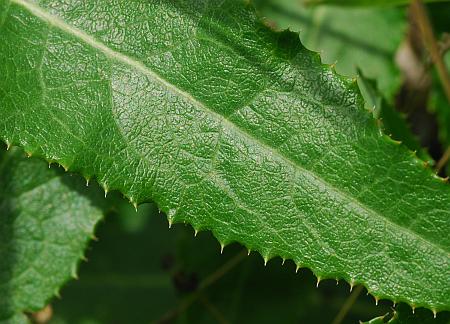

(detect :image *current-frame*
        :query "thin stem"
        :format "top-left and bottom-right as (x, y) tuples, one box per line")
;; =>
(436, 146), (450, 173)
(199, 295), (230, 324)
(331, 285), (364, 324)
(154, 249), (247, 323)
(198, 250), (247, 290)
(412, 0), (450, 104)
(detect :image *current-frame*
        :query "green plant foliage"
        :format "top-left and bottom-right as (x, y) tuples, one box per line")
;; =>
(362, 304), (450, 324)
(0, 0), (449, 313)
(254, 0), (406, 99)
(0, 313), (28, 324)
(357, 70), (434, 164)
(0, 147), (105, 320)
(428, 52), (450, 152)
(303, 0), (450, 6)
(50, 204), (387, 323)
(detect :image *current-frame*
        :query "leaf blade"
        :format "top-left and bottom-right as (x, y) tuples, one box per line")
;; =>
(0, 0), (449, 311)
(0, 147), (104, 319)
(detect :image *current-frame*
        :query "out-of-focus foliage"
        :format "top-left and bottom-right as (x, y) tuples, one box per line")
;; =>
(254, 0), (406, 100)
(49, 203), (388, 324)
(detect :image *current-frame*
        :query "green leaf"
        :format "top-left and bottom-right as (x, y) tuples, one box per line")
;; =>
(50, 203), (180, 323)
(0, 313), (28, 324)
(0, 0), (449, 312)
(255, 0), (406, 99)
(51, 204), (385, 323)
(0, 147), (104, 319)
(357, 70), (434, 165)
(429, 52), (450, 151)
(387, 304), (450, 323)
(362, 304), (450, 324)
(303, 0), (450, 7)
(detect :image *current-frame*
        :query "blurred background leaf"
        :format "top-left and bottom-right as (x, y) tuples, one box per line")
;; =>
(302, 0), (450, 7)
(19, 1), (450, 323)
(253, 0), (407, 100)
(49, 202), (391, 324)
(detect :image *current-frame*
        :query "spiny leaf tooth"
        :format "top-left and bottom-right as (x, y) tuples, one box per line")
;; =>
(375, 119), (384, 135)
(5, 139), (11, 150)
(166, 208), (177, 225)
(26, 151), (32, 158)
(349, 279), (355, 292)
(281, 258), (286, 265)
(374, 296), (379, 306)
(247, 248), (251, 256)
(58, 162), (70, 172)
(131, 200), (138, 212)
(316, 276), (321, 288)
(71, 267), (79, 280)
(433, 309), (437, 318)
(295, 264), (301, 273)
(85, 177), (90, 187)
(220, 242), (225, 254)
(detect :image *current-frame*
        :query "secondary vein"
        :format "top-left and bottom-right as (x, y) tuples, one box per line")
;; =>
(11, 0), (448, 255)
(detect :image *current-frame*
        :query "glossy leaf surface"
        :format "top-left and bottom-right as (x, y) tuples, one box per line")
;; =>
(255, 0), (406, 99)
(0, 0), (449, 311)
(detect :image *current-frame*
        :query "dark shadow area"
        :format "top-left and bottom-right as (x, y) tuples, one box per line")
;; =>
(50, 205), (391, 324)
(0, 143), (17, 320)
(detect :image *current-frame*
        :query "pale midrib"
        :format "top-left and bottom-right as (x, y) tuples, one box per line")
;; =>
(12, 0), (447, 256)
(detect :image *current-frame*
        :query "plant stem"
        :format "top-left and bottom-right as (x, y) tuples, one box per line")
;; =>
(331, 285), (364, 324)
(155, 249), (247, 323)
(436, 146), (450, 173)
(199, 295), (230, 324)
(412, 0), (450, 104)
